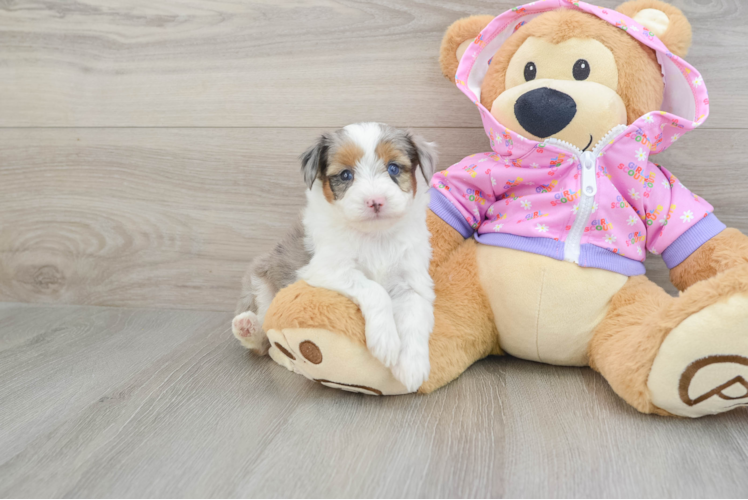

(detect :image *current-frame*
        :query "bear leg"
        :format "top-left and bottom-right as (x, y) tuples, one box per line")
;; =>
(588, 275), (675, 415)
(590, 267), (748, 417)
(420, 239), (501, 393)
(261, 236), (500, 395)
(263, 281), (410, 395)
(647, 265), (748, 417)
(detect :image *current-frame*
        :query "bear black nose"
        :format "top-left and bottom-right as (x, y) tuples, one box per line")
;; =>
(514, 87), (577, 138)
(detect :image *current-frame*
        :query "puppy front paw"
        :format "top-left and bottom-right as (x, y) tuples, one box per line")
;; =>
(365, 316), (401, 368)
(391, 345), (430, 393)
(232, 311), (269, 355)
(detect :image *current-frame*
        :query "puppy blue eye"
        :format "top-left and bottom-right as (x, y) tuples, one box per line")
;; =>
(340, 170), (353, 181)
(387, 163), (401, 176)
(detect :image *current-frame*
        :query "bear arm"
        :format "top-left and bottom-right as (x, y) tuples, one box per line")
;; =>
(669, 228), (748, 291)
(427, 209), (466, 276)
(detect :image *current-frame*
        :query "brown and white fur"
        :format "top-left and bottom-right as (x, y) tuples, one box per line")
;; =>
(233, 122), (438, 391)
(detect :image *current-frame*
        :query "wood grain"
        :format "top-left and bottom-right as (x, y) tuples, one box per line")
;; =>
(2, 128), (746, 310)
(0, 303), (746, 498)
(0, 0), (746, 129)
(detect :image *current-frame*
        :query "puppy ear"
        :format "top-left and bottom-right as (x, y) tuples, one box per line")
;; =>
(299, 133), (330, 189)
(408, 133), (438, 183)
(616, 0), (692, 57)
(439, 15), (495, 81)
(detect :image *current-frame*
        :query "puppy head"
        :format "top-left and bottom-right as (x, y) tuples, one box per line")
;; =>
(300, 123), (437, 231)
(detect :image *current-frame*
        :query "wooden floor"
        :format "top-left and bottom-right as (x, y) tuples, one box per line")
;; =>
(0, 302), (746, 498)
(2, 0), (748, 497)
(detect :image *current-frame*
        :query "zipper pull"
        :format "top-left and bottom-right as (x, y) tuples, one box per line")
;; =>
(581, 151), (597, 196)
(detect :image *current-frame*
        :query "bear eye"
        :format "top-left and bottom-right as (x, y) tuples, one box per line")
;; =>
(524, 62), (537, 82)
(573, 59), (590, 80)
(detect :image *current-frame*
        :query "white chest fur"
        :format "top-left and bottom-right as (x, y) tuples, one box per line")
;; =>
(300, 184), (432, 292)
(297, 184), (435, 391)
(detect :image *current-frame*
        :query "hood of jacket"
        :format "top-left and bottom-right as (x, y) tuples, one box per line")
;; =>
(455, 0), (709, 161)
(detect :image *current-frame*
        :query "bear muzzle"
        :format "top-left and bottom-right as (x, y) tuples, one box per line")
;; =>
(514, 87), (577, 139)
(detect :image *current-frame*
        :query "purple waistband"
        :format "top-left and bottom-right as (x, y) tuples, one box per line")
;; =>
(429, 188), (723, 276)
(431, 188), (647, 275)
(475, 232), (646, 276)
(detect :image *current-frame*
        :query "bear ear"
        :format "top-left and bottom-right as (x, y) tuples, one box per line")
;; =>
(439, 15), (495, 81)
(616, 0), (692, 57)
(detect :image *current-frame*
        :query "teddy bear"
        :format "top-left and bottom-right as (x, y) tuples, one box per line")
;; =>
(258, 0), (748, 418)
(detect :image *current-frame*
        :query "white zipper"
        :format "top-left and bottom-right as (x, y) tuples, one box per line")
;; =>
(547, 126), (627, 264)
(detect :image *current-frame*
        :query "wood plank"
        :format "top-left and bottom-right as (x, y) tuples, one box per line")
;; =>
(0, 303), (236, 461)
(0, 303), (309, 497)
(497, 360), (748, 498)
(1, 127), (745, 311)
(0, 0), (745, 129)
(0, 303), (746, 497)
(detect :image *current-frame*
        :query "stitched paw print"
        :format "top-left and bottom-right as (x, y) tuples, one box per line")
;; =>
(266, 327), (410, 396)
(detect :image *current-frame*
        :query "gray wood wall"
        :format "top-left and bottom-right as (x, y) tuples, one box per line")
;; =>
(1, 0), (746, 312)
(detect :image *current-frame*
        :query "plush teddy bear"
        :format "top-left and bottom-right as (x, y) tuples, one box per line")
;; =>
(260, 0), (748, 418)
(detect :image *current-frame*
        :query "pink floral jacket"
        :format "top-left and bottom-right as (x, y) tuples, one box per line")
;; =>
(430, 0), (724, 276)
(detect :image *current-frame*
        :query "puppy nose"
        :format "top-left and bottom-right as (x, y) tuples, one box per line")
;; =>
(367, 198), (385, 213)
(514, 87), (577, 138)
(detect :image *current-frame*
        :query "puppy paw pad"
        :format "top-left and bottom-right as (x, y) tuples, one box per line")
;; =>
(232, 311), (260, 339)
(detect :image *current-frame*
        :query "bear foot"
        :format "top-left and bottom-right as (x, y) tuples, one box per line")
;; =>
(649, 293), (748, 417)
(266, 328), (410, 396)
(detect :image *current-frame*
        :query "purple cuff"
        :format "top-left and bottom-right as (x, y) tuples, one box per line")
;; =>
(428, 188), (474, 239)
(661, 213), (726, 269)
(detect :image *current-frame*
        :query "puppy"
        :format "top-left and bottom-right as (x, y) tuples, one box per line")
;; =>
(233, 122), (437, 391)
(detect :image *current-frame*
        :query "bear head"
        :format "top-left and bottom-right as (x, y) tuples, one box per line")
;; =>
(440, 0), (694, 151)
